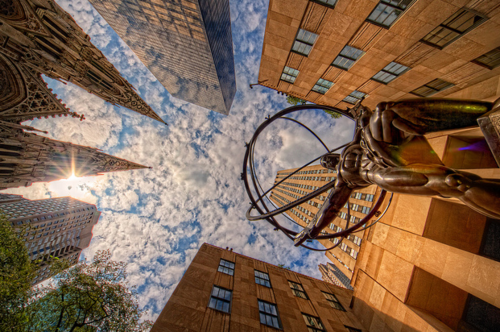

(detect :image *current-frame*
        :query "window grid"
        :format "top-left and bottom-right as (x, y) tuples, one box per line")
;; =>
(312, 78), (334, 94)
(343, 90), (367, 104)
(289, 281), (308, 299)
(281, 66), (300, 83)
(218, 259), (235, 276)
(411, 79), (454, 97)
(291, 29), (318, 56)
(258, 300), (281, 329)
(302, 313), (325, 332)
(312, 0), (337, 9)
(332, 46), (365, 70)
(208, 286), (232, 313)
(322, 291), (345, 311)
(372, 62), (410, 84)
(367, 0), (413, 28)
(255, 270), (271, 287)
(421, 8), (487, 49)
(473, 47), (500, 70)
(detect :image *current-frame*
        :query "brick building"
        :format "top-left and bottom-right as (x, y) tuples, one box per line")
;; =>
(258, 0), (500, 109)
(89, 0), (236, 115)
(350, 125), (500, 332)
(0, 194), (100, 284)
(269, 164), (382, 286)
(151, 243), (365, 331)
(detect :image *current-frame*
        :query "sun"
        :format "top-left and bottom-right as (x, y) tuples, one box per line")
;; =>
(67, 173), (78, 181)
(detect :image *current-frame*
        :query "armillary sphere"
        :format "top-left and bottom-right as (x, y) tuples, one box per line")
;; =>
(241, 102), (392, 252)
(243, 97), (500, 250)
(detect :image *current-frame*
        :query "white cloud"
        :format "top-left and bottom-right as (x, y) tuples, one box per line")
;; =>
(4, 0), (357, 322)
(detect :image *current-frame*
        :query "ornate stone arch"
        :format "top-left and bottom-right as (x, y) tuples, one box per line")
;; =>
(0, 53), (27, 112)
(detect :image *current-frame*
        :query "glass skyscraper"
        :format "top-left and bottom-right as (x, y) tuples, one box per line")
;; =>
(89, 0), (236, 115)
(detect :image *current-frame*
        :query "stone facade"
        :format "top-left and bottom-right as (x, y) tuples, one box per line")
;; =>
(258, 0), (500, 109)
(88, 0), (236, 115)
(151, 243), (366, 332)
(0, 0), (164, 123)
(0, 121), (149, 189)
(0, 194), (101, 284)
(350, 126), (500, 331)
(270, 164), (381, 282)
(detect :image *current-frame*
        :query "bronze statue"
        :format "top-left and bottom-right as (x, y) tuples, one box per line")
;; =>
(294, 99), (500, 245)
(242, 98), (500, 249)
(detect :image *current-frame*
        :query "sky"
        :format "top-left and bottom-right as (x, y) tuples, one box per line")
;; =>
(6, 0), (355, 321)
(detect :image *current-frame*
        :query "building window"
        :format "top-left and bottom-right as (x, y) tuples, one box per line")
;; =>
(302, 313), (325, 332)
(255, 270), (271, 287)
(372, 62), (410, 84)
(312, 0), (337, 8)
(411, 78), (454, 97)
(218, 259), (235, 276)
(343, 90), (367, 104)
(332, 46), (365, 70)
(421, 8), (487, 49)
(281, 66), (300, 83)
(292, 29), (318, 56)
(367, 0), (413, 28)
(345, 327), (362, 332)
(289, 281), (308, 299)
(208, 286), (232, 313)
(473, 47), (500, 70)
(312, 78), (334, 94)
(258, 300), (281, 329)
(322, 291), (345, 311)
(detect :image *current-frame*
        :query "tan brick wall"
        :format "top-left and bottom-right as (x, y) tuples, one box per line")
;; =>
(152, 243), (366, 331)
(259, 0), (500, 109)
(350, 128), (500, 331)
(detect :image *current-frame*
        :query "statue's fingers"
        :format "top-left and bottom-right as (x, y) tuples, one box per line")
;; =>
(370, 110), (383, 141)
(381, 109), (396, 143)
(392, 118), (425, 135)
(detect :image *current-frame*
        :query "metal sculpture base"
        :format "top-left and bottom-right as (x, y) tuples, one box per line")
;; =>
(478, 105), (500, 167)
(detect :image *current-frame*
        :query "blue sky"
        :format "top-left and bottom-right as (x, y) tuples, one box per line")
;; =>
(7, 0), (355, 320)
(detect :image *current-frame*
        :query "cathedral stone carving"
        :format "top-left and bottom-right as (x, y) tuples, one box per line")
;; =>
(0, 0), (164, 124)
(0, 0), (155, 189)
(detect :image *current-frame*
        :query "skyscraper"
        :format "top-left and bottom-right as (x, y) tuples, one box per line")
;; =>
(88, 0), (236, 115)
(269, 164), (381, 285)
(319, 262), (353, 290)
(151, 243), (366, 331)
(0, 0), (164, 123)
(0, 122), (149, 190)
(0, 194), (101, 284)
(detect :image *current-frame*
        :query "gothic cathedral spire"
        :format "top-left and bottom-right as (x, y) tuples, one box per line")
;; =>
(0, 121), (149, 189)
(0, 0), (165, 124)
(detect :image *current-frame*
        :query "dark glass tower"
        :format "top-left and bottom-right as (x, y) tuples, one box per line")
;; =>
(89, 0), (236, 115)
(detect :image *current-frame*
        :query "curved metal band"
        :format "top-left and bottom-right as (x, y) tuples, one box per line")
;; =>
(242, 104), (367, 248)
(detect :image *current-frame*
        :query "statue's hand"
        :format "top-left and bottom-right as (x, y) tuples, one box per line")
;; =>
(293, 221), (314, 246)
(369, 102), (425, 144)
